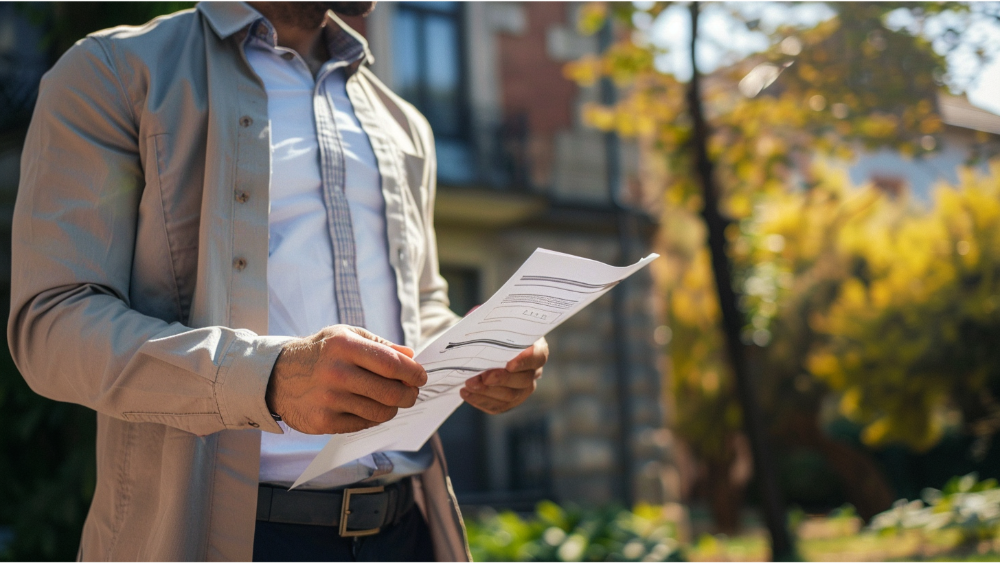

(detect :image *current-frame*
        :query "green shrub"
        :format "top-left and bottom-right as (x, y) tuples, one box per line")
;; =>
(466, 501), (684, 562)
(869, 473), (1000, 543)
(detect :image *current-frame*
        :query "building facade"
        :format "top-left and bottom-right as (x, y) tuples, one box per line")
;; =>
(848, 94), (1000, 201)
(354, 2), (675, 508)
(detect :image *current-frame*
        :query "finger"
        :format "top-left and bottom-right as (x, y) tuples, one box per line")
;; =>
(333, 329), (427, 387)
(345, 325), (394, 347)
(391, 344), (415, 358)
(338, 365), (420, 408)
(462, 381), (531, 403)
(464, 373), (484, 388)
(344, 325), (416, 362)
(472, 369), (540, 390)
(324, 412), (382, 435)
(335, 392), (400, 424)
(505, 337), (549, 372)
(460, 388), (517, 415)
(298, 411), (380, 435)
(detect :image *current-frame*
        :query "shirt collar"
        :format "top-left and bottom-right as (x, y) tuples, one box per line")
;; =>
(196, 2), (374, 65)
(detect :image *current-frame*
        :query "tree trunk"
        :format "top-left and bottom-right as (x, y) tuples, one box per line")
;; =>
(705, 433), (754, 535)
(686, 3), (795, 560)
(778, 412), (895, 520)
(707, 458), (746, 534)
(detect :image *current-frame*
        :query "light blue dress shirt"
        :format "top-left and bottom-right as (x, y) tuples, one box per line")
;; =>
(244, 15), (432, 490)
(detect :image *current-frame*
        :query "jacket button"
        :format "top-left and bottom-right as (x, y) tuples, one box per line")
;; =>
(248, 420), (260, 428)
(235, 191), (250, 203)
(240, 116), (253, 128)
(233, 257), (248, 271)
(398, 249), (405, 261)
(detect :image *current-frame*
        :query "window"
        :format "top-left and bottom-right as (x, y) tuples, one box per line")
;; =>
(392, 2), (474, 184)
(507, 416), (551, 493)
(871, 174), (906, 198)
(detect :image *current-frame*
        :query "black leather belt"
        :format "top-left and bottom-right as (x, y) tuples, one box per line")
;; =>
(256, 479), (415, 538)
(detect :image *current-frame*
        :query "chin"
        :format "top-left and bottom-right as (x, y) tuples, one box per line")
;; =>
(326, 2), (376, 17)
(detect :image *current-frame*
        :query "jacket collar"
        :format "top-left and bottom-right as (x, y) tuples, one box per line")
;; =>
(197, 2), (260, 39)
(196, 2), (374, 65)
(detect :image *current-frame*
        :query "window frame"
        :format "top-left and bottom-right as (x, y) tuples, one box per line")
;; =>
(392, 1), (472, 146)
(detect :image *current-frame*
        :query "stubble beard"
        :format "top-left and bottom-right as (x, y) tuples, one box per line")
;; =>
(267, 2), (376, 29)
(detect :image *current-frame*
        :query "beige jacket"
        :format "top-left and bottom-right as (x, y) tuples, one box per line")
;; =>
(8, 3), (470, 561)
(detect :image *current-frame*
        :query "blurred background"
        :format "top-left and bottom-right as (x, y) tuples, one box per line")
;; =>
(2, 1), (1000, 561)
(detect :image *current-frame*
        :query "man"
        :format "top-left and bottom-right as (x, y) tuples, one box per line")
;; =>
(8, 2), (548, 561)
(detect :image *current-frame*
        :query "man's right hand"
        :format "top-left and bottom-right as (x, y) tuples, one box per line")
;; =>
(265, 325), (427, 434)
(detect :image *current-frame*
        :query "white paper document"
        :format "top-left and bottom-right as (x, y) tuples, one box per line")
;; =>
(292, 248), (659, 488)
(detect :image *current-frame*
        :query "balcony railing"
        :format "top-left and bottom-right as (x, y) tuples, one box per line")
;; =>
(437, 112), (534, 192)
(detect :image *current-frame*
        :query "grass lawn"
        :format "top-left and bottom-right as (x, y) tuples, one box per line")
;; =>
(687, 516), (1000, 562)
(466, 489), (1000, 562)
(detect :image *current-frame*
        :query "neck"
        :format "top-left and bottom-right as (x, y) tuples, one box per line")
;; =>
(248, 3), (329, 75)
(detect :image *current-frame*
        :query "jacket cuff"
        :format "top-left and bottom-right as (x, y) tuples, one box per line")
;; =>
(215, 330), (296, 434)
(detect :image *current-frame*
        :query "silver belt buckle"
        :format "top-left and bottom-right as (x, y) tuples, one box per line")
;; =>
(339, 485), (385, 537)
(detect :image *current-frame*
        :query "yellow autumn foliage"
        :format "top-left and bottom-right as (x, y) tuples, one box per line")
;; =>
(567, 1), (1000, 463)
(808, 163), (1000, 450)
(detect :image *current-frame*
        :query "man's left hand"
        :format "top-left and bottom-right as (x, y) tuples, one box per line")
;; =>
(460, 338), (549, 414)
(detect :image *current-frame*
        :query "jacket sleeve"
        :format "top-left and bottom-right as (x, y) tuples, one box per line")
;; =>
(7, 37), (287, 436)
(411, 111), (461, 346)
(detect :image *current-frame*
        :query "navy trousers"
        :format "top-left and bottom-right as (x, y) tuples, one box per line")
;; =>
(252, 507), (436, 562)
